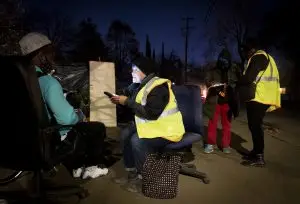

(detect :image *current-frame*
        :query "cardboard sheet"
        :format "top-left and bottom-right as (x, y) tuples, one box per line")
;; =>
(89, 61), (117, 127)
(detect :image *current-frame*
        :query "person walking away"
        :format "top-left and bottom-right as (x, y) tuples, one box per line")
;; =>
(203, 49), (240, 154)
(238, 38), (281, 167)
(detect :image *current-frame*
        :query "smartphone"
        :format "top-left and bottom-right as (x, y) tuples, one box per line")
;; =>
(104, 91), (116, 98)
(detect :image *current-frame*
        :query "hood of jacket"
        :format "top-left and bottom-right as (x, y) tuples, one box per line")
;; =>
(217, 49), (232, 71)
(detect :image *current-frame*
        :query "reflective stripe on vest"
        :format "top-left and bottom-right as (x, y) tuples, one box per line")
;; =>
(141, 76), (160, 105)
(135, 107), (179, 124)
(255, 55), (278, 82)
(135, 77), (179, 124)
(245, 50), (279, 83)
(258, 76), (278, 82)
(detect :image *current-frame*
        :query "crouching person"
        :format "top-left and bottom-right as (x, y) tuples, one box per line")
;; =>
(19, 32), (108, 179)
(110, 56), (185, 193)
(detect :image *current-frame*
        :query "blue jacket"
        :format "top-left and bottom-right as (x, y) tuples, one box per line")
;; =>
(36, 67), (79, 135)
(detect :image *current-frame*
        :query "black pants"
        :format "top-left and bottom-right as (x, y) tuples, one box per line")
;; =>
(62, 122), (106, 170)
(246, 101), (269, 154)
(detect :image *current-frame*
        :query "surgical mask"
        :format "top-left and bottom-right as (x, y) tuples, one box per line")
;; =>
(132, 72), (142, 83)
(131, 64), (142, 83)
(38, 55), (55, 74)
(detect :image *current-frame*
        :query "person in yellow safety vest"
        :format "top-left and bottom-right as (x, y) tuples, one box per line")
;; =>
(110, 56), (185, 193)
(238, 38), (281, 167)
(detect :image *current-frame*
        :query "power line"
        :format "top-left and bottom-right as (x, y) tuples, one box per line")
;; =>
(181, 17), (195, 83)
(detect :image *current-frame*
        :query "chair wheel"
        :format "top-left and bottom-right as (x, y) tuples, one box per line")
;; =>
(203, 178), (210, 184)
(77, 189), (89, 199)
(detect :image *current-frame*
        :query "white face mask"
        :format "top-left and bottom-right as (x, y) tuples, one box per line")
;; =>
(132, 64), (142, 83)
(132, 72), (142, 83)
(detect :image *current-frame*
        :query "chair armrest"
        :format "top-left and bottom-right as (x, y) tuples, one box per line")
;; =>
(39, 124), (75, 171)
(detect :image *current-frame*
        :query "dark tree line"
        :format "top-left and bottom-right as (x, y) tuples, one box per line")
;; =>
(0, 1), (140, 65)
(0, 0), (27, 55)
(205, 0), (299, 101)
(259, 0), (300, 102)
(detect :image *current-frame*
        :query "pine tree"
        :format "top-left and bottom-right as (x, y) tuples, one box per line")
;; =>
(145, 34), (151, 58)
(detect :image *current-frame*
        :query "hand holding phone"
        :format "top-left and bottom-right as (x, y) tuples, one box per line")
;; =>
(104, 91), (117, 98)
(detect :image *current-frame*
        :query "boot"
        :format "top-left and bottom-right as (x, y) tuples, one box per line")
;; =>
(241, 154), (265, 167)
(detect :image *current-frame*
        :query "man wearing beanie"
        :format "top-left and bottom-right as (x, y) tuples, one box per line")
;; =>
(110, 56), (185, 193)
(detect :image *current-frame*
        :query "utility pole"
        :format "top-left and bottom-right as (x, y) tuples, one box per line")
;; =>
(182, 17), (194, 84)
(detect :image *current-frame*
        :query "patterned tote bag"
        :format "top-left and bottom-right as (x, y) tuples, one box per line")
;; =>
(142, 152), (182, 199)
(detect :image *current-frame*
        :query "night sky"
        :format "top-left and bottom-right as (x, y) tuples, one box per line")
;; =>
(25, 0), (278, 64)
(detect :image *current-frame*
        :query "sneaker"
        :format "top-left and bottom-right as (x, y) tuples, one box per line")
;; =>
(114, 170), (138, 185)
(82, 166), (109, 179)
(204, 144), (214, 154)
(125, 178), (142, 193)
(73, 167), (84, 178)
(223, 147), (231, 154)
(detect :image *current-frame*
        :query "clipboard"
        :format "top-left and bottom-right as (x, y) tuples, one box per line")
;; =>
(206, 83), (226, 98)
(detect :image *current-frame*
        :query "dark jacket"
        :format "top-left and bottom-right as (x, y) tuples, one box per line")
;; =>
(203, 64), (240, 120)
(124, 74), (169, 120)
(117, 83), (140, 97)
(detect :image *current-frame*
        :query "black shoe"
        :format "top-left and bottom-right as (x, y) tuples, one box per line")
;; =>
(241, 154), (265, 167)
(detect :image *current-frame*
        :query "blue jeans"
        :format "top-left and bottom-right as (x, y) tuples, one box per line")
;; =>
(120, 123), (171, 173)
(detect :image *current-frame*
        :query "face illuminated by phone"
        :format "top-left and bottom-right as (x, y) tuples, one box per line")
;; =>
(132, 64), (143, 83)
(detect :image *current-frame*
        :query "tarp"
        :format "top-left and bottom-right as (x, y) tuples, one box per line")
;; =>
(53, 63), (89, 91)
(52, 62), (117, 127)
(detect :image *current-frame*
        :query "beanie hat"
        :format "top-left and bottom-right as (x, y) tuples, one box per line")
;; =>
(19, 32), (52, 56)
(242, 37), (260, 51)
(131, 56), (155, 75)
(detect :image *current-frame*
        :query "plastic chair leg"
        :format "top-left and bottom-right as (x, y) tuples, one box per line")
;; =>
(179, 163), (210, 184)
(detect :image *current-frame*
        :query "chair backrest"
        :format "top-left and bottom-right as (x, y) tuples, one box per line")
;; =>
(0, 56), (49, 170)
(172, 85), (204, 135)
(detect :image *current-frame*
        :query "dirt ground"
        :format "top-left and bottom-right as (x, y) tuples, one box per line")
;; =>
(82, 110), (300, 204)
(0, 110), (299, 204)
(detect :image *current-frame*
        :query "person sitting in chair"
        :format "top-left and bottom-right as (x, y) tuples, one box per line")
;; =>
(19, 32), (108, 179)
(109, 56), (185, 193)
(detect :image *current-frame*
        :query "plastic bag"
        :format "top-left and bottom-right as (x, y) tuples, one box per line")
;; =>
(53, 64), (89, 91)
(52, 64), (90, 116)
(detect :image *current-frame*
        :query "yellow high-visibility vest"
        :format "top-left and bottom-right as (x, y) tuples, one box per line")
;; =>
(244, 50), (281, 112)
(135, 77), (185, 142)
